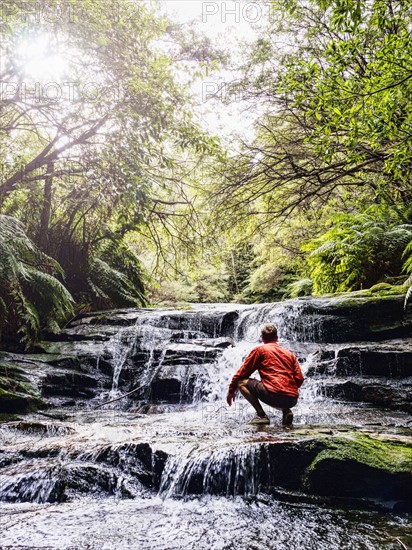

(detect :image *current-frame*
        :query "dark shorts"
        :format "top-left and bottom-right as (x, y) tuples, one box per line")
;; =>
(246, 379), (298, 409)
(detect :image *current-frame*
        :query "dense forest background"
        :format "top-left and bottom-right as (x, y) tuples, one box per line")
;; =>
(1, 0), (412, 348)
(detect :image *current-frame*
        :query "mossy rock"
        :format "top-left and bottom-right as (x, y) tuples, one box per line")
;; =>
(0, 376), (38, 396)
(284, 292), (411, 342)
(0, 413), (21, 422)
(0, 388), (47, 414)
(318, 284), (407, 300)
(304, 433), (412, 503)
(0, 358), (46, 414)
(369, 283), (396, 293)
(0, 360), (28, 380)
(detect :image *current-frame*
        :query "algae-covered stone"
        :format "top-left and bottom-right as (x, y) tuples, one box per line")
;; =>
(0, 388), (47, 414)
(0, 360), (47, 414)
(304, 433), (412, 504)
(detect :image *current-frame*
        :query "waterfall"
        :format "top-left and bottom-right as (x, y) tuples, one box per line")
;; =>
(51, 297), (409, 426)
(101, 307), (242, 406)
(0, 461), (64, 503)
(235, 300), (328, 343)
(159, 444), (266, 498)
(100, 302), (339, 416)
(106, 321), (141, 396)
(2, 297), (411, 549)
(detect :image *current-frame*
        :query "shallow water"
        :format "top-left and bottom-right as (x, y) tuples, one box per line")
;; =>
(1, 494), (411, 550)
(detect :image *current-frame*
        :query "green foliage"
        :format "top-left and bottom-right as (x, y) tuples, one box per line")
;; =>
(0, 215), (73, 347)
(304, 208), (412, 294)
(275, 0), (412, 200)
(3, 0), (412, 313)
(240, 263), (293, 303)
(288, 278), (314, 298)
(0, 0), (224, 327)
(151, 264), (230, 306)
(226, 245), (255, 297)
(191, 265), (230, 303)
(88, 239), (148, 309)
(207, 0), (412, 306)
(150, 279), (199, 306)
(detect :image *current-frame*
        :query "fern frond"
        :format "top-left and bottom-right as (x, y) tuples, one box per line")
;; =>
(403, 275), (412, 309)
(20, 267), (74, 320)
(0, 215), (73, 346)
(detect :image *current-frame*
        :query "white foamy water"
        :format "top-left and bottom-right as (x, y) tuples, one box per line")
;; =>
(0, 495), (409, 550)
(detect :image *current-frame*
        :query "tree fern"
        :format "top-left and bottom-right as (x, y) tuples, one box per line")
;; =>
(0, 215), (74, 348)
(11, 288), (41, 349)
(20, 268), (74, 332)
(87, 239), (148, 308)
(98, 240), (146, 300)
(304, 208), (412, 294)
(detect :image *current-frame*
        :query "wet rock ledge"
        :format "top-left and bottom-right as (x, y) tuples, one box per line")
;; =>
(0, 422), (411, 512)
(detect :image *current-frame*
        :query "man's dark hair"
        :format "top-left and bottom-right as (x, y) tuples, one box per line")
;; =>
(261, 324), (278, 342)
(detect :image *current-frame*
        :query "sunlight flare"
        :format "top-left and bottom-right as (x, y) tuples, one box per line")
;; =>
(15, 31), (68, 81)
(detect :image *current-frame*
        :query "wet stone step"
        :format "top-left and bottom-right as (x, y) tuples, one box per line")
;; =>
(43, 371), (98, 388)
(66, 308), (240, 338)
(169, 330), (210, 341)
(140, 312), (240, 337)
(237, 294), (412, 343)
(158, 433), (412, 509)
(320, 378), (412, 413)
(40, 369), (100, 400)
(306, 343), (412, 378)
(168, 336), (234, 348)
(2, 421), (75, 436)
(0, 460), (65, 503)
(35, 340), (108, 359)
(41, 385), (98, 399)
(62, 462), (136, 498)
(150, 365), (212, 403)
(68, 309), (143, 327)
(50, 324), (120, 342)
(0, 460), (135, 503)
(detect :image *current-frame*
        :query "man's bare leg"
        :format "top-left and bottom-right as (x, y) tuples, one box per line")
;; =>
(237, 379), (267, 417)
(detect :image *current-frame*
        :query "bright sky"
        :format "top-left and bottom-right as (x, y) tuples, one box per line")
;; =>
(12, 1), (266, 145)
(160, 0), (266, 144)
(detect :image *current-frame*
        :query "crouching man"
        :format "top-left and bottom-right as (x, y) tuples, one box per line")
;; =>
(226, 323), (304, 426)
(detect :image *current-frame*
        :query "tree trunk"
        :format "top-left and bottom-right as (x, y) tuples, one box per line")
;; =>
(39, 162), (54, 253)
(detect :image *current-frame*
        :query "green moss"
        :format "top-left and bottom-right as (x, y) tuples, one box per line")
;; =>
(369, 283), (394, 293)
(316, 285), (407, 301)
(0, 387), (47, 413)
(0, 413), (21, 422)
(150, 301), (194, 310)
(0, 361), (27, 378)
(0, 388), (21, 401)
(308, 433), (412, 475)
(0, 376), (37, 396)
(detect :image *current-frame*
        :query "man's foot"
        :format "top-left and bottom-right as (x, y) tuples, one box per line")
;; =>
(248, 415), (270, 425)
(282, 409), (293, 427)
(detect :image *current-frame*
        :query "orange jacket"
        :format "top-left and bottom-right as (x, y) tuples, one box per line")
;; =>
(228, 341), (304, 397)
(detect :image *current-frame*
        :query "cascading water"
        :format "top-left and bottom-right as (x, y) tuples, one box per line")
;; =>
(1, 300), (411, 549)
(159, 443), (265, 499)
(106, 321), (141, 396)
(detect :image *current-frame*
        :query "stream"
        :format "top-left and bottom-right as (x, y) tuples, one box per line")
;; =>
(1, 299), (411, 549)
